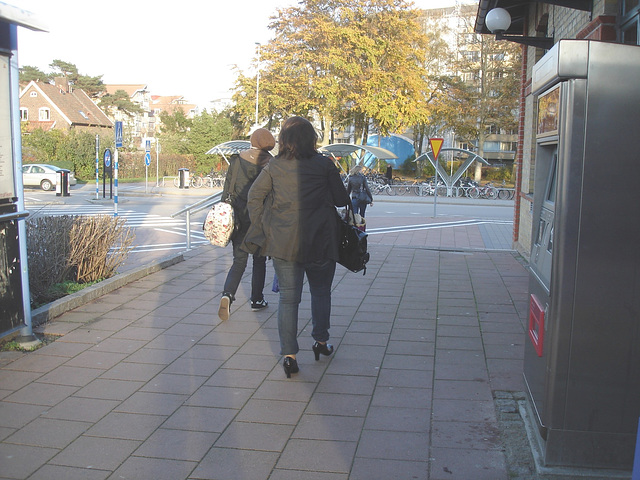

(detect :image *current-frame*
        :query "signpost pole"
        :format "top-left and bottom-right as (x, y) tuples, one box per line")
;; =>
(95, 135), (99, 199)
(429, 138), (444, 218)
(114, 121), (122, 217)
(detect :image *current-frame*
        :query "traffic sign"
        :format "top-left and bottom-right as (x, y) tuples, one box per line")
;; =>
(429, 138), (444, 160)
(115, 121), (123, 148)
(104, 148), (112, 168)
(145, 139), (151, 153)
(145, 152), (151, 166)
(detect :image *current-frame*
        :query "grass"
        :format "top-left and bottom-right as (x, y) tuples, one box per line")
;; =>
(32, 279), (102, 309)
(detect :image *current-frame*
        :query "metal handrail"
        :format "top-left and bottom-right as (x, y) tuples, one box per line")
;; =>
(170, 191), (223, 250)
(0, 210), (30, 222)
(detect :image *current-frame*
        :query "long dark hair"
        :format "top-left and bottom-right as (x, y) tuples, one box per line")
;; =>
(277, 116), (318, 159)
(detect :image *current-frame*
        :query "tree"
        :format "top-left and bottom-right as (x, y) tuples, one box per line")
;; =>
(450, 26), (521, 180)
(232, 0), (431, 143)
(99, 90), (144, 118)
(48, 59), (105, 96)
(19, 66), (51, 84)
(158, 110), (233, 173)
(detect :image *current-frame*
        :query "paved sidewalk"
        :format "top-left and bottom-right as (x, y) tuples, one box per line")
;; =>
(0, 220), (534, 480)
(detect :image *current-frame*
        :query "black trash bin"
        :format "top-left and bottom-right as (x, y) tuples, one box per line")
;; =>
(56, 169), (71, 197)
(178, 168), (190, 189)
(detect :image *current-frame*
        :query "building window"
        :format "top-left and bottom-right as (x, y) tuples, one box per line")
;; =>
(39, 108), (50, 121)
(30, 91), (37, 97)
(621, 0), (640, 44)
(20, 108), (28, 121)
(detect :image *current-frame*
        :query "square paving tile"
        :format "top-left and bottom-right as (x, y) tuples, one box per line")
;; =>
(429, 446), (507, 480)
(293, 414), (364, 442)
(4, 417), (89, 449)
(162, 406), (237, 433)
(356, 430), (429, 461)
(4, 382), (78, 407)
(215, 421), (293, 452)
(134, 428), (218, 461)
(235, 399), (306, 425)
(190, 446), (279, 480)
(86, 411), (166, 441)
(276, 438), (357, 474)
(49, 435), (140, 470)
(0, 443), (59, 478)
(27, 464), (110, 480)
(349, 458), (428, 480)
(42, 396), (119, 423)
(109, 456), (197, 480)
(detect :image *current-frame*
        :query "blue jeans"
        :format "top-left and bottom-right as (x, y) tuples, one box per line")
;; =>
(272, 258), (336, 356)
(352, 198), (368, 217)
(223, 236), (266, 303)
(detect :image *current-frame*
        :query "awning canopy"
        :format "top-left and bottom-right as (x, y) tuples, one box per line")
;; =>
(205, 140), (251, 156)
(205, 140), (251, 165)
(319, 143), (398, 161)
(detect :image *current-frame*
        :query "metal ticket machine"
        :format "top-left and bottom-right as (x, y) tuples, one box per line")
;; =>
(525, 40), (640, 471)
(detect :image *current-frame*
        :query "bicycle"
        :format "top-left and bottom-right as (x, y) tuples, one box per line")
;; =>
(468, 182), (498, 199)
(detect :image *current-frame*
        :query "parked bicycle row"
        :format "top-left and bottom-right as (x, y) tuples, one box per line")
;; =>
(367, 180), (515, 199)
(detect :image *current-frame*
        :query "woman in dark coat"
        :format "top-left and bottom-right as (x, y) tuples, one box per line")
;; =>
(346, 164), (373, 217)
(217, 128), (275, 321)
(245, 117), (350, 378)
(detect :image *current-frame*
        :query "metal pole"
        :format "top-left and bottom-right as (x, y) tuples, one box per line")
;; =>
(95, 135), (99, 199)
(433, 163), (438, 218)
(186, 210), (191, 250)
(114, 148), (118, 217)
(156, 140), (160, 187)
(254, 42), (260, 127)
(8, 25), (35, 341)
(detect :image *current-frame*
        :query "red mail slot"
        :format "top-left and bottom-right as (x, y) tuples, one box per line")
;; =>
(528, 294), (545, 357)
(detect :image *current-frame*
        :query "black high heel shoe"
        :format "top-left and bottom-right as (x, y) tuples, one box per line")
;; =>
(312, 342), (334, 361)
(283, 356), (299, 378)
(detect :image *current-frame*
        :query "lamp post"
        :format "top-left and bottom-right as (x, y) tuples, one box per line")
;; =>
(254, 42), (261, 130)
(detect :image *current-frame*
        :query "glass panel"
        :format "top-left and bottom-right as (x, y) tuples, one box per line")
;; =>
(622, 22), (638, 45)
(624, 0), (639, 15)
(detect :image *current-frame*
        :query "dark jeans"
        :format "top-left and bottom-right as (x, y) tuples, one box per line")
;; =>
(272, 258), (336, 356)
(352, 198), (368, 217)
(223, 235), (266, 303)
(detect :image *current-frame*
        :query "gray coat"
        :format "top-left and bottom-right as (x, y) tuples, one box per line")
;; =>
(244, 153), (350, 263)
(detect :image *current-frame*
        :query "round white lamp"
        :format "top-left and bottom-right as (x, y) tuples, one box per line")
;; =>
(485, 7), (511, 33)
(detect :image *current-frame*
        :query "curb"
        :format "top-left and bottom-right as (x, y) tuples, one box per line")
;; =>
(31, 252), (185, 326)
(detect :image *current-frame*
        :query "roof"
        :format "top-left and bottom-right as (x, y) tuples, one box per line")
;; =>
(105, 84), (148, 97)
(474, 0), (592, 35)
(319, 143), (398, 160)
(20, 81), (113, 128)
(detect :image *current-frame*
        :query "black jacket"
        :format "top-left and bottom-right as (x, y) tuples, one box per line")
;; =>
(244, 153), (350, 263)
(222, 153), (270, 236)
(347, 173), (372, 203)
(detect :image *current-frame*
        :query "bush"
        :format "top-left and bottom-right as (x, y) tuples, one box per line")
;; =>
(26, 214), (134, 306)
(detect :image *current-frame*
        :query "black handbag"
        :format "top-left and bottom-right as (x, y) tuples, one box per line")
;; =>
(337, 205), (370, 274)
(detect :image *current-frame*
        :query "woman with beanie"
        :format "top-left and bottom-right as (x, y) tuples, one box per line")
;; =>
(244, 117), (350, 378)
(218, 128), (275, 321)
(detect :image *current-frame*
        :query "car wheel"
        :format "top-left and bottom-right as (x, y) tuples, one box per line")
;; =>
(40, 179), (53, 191)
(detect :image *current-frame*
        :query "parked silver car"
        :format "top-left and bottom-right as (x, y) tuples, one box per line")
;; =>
(22, 164), (77, 191)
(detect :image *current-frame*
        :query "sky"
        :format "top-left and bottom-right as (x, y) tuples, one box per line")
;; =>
(16, 0), (473, 110)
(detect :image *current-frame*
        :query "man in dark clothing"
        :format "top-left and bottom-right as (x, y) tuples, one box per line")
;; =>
(218, 128), (275, 321)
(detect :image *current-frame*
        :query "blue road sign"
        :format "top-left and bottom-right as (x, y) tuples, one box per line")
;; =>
(115, 121), (123, 148)
(145, 152), (151, 166)
(104, 148), (112, 168)
(145, 139), (151, 152)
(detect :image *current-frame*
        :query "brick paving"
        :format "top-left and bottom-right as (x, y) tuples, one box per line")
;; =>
(0, 217), (532, 480)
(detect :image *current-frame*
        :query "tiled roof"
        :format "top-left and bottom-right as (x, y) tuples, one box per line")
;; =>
(105, 84), (148, 97)
(31, 82), (113, 128)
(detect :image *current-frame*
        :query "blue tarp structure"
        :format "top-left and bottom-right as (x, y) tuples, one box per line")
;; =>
(366, 134), (415, 168)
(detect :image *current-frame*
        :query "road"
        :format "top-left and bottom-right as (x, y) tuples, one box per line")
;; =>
(22, 182), (515, 272)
